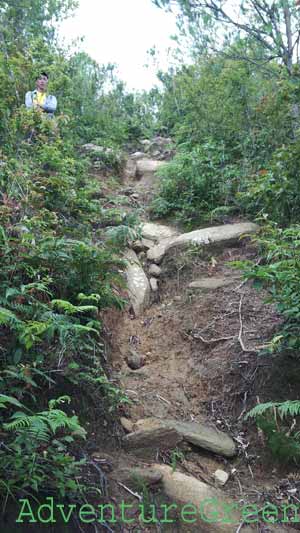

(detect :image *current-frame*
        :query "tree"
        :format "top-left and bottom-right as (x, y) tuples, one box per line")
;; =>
(153, 0), (300, 75)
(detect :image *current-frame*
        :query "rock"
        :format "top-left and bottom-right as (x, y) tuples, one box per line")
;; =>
(120, 417), (134, 433)
(125, 249), (150, 316)
(148, 264), (162, 277)
(150, 277), (158, 292)
(123, 427), (183, 458)
(147, 242), (168, 264)
(131, 238), (154, 253)
(124, 158), (137, 180)
(141, 222), (178, 242)
(81, 143), (105, 153)
(134, 418), (236, 458)
(130, 151), (147, 160)
(136, 159), (164, 178)
(188, 277), (238, 291)
(213, 469), (229, 487)
(131, 193), (139, 199)
(152, 149), (161, 157)
(113, 466), (162, 487)
(121, 187), (134, 196)
(91, 452), (114, 471)
(151, 136), (172, 147)
(168, 223), (259, 252)
(153, 465), (245, 532)
(126, 348), (145, 370)
(149, 223), (259, 263)
(140, 139), (151, 146)
(154, 465), (295, 532)
(81, 143), (121, 160)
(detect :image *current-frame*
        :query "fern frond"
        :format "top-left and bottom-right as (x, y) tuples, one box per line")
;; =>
(0, 394), (25, 410)
(48, 396), (71, 410)
(246, 400), (300, 421)
(51, 299), (97, 315)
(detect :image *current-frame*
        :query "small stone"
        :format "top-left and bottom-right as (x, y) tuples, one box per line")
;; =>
(214, 469), (229, 486)
(150, 277), (158, 292)
(120, 417), (134, 433)
(173, 296), (181, 302)
(126, 349), (145, 370)
(149, 264), (162, 277)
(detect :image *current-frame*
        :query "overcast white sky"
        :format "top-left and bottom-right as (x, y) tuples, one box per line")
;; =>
(59, 0), (178, 91)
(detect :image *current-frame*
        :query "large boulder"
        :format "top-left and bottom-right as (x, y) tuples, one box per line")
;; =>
(134, 418), (236, 458)
(125, 250), (150, 316)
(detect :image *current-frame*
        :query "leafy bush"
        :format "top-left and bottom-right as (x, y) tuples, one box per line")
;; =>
(240, 141), (300, 225)
(0, 105), (129, 504)
(150, 140), (239, 228)
(234, 225), (300, 353)
(0, 395), (87, 498)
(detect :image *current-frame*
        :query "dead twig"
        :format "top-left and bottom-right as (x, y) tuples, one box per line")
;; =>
(238, 295), (258, 354)
(117, 481), (142, 501)
(235, 522), (246, 533)
(192, 334), (236, 344)
(156, 394), (171, 406)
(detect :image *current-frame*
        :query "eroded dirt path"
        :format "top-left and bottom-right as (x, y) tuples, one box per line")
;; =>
(98, 156), (300, 532)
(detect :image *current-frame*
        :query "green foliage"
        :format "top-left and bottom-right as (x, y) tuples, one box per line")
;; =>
(240, 142), (300, 225)
(246, 400), (300, 420)
(0, 394), (88, 498)
(246, 400), (300, 463)
(235, 225), (300, 353)
(151, 141), (239, 228)
(0, 0), (143, 502)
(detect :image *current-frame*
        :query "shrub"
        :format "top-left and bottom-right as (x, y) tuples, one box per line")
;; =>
(240, 141), (300, 225)
(233, 224), (300, 353)
(150, 140), (239, 228)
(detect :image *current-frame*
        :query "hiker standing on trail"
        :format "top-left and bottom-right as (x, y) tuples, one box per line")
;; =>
(25, 72), (57, 116)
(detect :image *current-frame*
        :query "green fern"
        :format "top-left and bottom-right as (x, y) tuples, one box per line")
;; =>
(3, 396), (86, 442)
(245, 400), (300, 463)
(245, 400), (300, 420)
(0, 394), (25, 410)
(51, 299), (97, 315)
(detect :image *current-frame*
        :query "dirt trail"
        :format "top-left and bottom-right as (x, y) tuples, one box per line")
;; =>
(99, 158), (300, 532)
